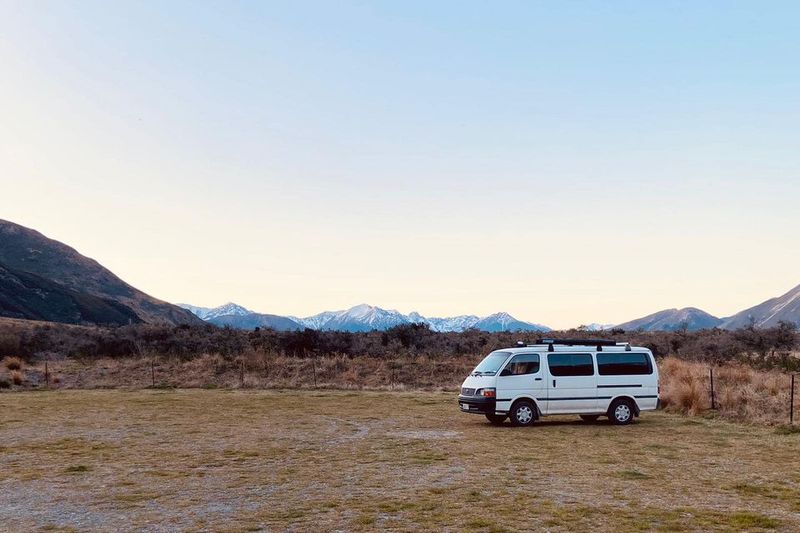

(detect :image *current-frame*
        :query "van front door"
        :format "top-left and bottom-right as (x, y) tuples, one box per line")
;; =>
(495, 353), (545, 415)
(545, 352), (597, 413)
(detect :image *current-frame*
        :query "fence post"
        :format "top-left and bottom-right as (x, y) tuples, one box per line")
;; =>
(45, 361), (49, 388)
(709, 367), (716, 410)
(311, 357), (317, 389)
(791, 374), (795, 425)
(240, 359), (245, 388)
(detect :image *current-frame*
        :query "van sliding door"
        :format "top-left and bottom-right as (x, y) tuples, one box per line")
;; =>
(545, 353), (597, 414)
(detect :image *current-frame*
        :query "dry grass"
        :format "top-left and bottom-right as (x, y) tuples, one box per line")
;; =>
(0, 390), (798, 532)
(5, 353), (797, 426)
(11, 353), (476, 391)
(660, 357), (795, 424)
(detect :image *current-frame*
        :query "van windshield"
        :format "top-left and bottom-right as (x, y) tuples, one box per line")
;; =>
(472, 351), (511, 376)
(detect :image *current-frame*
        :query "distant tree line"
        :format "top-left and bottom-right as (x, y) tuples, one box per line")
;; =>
(0, 320), (797, 371)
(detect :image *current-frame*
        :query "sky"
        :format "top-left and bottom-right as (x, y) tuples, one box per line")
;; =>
(1, 1), (799, 329)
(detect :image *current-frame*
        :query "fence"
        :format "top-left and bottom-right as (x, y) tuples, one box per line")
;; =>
(657, 358), (798, 425)
(3, 355), (799, 426)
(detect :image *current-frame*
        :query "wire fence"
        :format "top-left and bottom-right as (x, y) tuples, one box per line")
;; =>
(4, 355), (800, 426)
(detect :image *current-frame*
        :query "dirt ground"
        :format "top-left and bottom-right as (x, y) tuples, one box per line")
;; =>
(1, 390), (798, 532)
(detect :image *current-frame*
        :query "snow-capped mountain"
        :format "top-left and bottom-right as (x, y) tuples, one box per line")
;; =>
(409, 313), (481, 332)
(472, 312), (550, 333)
(315, 304), (410, 332)
(180, 302), (551, 332)
(577, 323), (615, 332)
(178, 302), (252, 321)
(291, 311), (339, 330)
(177, 304), (212, 319)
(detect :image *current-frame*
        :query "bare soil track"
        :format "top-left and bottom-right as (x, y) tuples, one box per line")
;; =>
(1, 390), (798, 531)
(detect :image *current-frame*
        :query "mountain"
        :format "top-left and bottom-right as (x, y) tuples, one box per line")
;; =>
(208, 313), (302, 331)
(181, 302), (551, 332)
(316, 304), (409, 332)
(721, 283), (800, 329)
(0, 263), (142, 325)
(0, 220), (201, 326)
(616, 307), (723, 332)
(178, 302), (251, 321)
(472, 312), (551, 333)
(577, 323), (615, 332)
(291, 310), (339, 330)
(409, 313), (481, 332)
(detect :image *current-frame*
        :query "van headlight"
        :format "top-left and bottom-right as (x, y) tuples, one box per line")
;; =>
(476, 388), (496, 398)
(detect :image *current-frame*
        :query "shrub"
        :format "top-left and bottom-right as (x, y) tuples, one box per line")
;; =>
(3, 356), (23, 371)
(10, 370), (23, 385)
(0, 378), (9, 389)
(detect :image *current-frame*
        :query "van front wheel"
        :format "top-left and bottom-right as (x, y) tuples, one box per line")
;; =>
(485, 413), (507, 425)
(509, 400), (537, 427)
(609, 399), (635, 425)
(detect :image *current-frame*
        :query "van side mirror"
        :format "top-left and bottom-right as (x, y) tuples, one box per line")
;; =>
(500, 368), (511, 377)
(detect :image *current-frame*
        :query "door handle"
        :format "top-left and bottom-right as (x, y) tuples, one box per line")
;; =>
(534, 377), (542, 381)
(553, 379), (556, 387)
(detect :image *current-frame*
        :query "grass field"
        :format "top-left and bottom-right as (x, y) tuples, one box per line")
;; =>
(1, 390), (799, 532)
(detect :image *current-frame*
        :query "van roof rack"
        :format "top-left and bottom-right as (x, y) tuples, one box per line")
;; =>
(535, 338), (625, 352)
(536, 338), (617, 347)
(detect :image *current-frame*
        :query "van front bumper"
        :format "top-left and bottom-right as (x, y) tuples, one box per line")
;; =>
(458, 395), (496, 414)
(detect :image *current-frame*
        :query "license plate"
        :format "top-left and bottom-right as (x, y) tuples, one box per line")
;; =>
(461, 403), (470, 410)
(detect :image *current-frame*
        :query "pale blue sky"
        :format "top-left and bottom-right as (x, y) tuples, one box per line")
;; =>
(1, 1), (799, 328)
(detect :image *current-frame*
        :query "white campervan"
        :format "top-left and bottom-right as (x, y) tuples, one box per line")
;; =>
(458, 339), (659, 426)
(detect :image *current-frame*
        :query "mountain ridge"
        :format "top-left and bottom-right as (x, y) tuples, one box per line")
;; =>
(179, 303), (551, 333)
(615, 307), (723, 332)
(721, 283), (800, 329)
(0, 219), (202, 326)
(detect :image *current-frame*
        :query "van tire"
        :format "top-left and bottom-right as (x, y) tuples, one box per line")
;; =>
(509, 400), (537, 427)
(609, 398), (635, 425)
(579, 415), (599, 422)
(485, 413), (507, 425)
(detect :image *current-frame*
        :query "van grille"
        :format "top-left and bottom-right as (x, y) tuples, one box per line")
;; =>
(461, 387), (476, 396)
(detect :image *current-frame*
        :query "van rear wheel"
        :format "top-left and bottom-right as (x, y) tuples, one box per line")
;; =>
(579, 415), (599, 422)
(509, 400), (537, 427)
(609, 399), (635, 425)
(485, 413), (507, 425)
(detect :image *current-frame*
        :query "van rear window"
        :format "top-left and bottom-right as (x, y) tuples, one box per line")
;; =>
(597, 353), (653, 375)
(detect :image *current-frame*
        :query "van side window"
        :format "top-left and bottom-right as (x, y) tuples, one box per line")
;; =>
(597, 353), (653, 375)
(503, 354), (540, 375)
(547, 353), (594, 376)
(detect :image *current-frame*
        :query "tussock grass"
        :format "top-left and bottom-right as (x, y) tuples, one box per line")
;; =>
(7, 352), (797, 427)
(660, 357), (795, 424)
(2, 356), (23, 371)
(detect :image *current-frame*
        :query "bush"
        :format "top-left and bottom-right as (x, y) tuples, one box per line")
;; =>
(0, 378), (10, 389)
(10, 370), (22, 385)
(3, 356), (23, 371)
